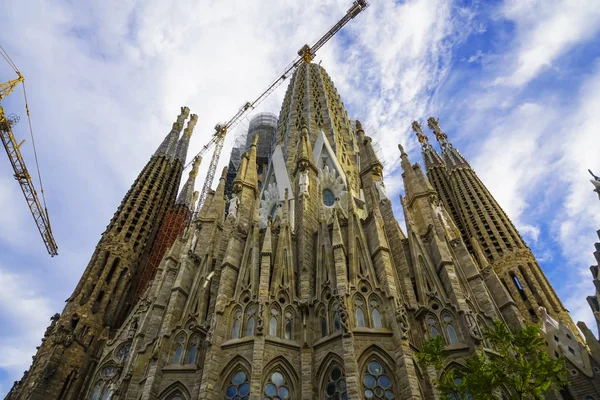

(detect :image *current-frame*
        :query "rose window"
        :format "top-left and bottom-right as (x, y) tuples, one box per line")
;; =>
(362, 361), (394, 399)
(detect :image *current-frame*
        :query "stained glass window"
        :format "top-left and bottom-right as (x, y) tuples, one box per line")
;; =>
(116, 344), (130, 362)
(225, 370), (250, 400)
(362, 361), (395, 399)
(355, 298), (366, 327)
(246, 306), (256, 337)
(232, 309), (242, 339)
(325, 365), (348, 400)
(263, 371), (291, 400)
(172, 335), (185, 364)
(186, 336), (198, 364)
(270, 307), (279, 336)
(443, 313), (459, 344)
(284, 311), (293, 340)
(370, 298), (382, 328)
(426, 315), (441, 340)
(322, 189), (335, 206)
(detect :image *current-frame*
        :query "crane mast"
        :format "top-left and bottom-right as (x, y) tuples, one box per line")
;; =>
(0, 71), (58, 256)
(190, 0), (369, 214)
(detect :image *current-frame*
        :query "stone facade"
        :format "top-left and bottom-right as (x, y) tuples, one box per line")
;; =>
(7, 63), (600, 400)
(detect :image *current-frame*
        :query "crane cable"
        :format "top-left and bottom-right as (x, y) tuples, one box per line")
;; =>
(0, 44), (52, 221)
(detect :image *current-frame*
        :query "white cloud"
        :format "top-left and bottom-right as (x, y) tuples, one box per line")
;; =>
(494, 0), (600, 87)
(0, 268), (55, 395)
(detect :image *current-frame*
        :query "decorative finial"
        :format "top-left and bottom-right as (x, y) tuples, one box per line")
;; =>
(398, 144), (406, 155)
(427, 117), (448, 145)
(356, 120), (364, 132)
(411, 121), (430, 147)
(177, 106), (191, 125)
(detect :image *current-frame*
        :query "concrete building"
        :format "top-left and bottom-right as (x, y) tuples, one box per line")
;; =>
(7, 62), (600, 399)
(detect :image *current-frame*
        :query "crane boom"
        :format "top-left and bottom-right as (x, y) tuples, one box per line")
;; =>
(188, 0), (369, 217)
(0, 98), (58, 256)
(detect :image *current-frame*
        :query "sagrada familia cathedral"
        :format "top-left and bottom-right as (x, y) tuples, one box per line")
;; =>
(6, 60), (600, 399)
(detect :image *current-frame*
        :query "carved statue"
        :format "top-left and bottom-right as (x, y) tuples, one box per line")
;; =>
(299, 170), (309, 195)
(434, 203), (451, 231)
(227, 195), (240, 219)
(426, 117), (441, 133)
(375, 181), (387, 202)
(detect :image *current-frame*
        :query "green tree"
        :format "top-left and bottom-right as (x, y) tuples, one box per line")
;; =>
(417, 321), (569, 400)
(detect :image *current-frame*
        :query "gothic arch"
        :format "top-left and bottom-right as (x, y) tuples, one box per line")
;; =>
(316, 352), (346, 390)
(158, 381), (191, 400)
(262, 355), (299, 396)
(357, 345), (397, 400)
(357, 344), (396, 376)
(218, 355), (252, 398)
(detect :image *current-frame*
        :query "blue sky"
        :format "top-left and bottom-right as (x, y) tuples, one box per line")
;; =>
(1, 0), (600, 395)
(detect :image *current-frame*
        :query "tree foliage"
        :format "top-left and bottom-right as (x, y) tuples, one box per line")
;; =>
(417, 321), (569, 400)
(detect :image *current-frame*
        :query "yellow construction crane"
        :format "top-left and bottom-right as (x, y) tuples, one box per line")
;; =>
(0, 46), (58, 256)
(189, 0), (369, 214)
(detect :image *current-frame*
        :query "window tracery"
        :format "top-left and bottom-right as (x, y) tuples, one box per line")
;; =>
(426, 315), (442, 340)
(186, 336), (198, 364)
(362, 360), (395, 399)
(442, 312), (459, 344)
(246, 305), (256, 337)
(324, 364), (348, 400)
(263, 371), (291, 400)
(232, 308), (242, 339)
(370, 297), (383, 328)
(224, 370), (250, 400)
(269, 307), (279, 337)
(172, 334), (185, 364)
(355, 297), (366, 327)
(284, 310), (293, 340)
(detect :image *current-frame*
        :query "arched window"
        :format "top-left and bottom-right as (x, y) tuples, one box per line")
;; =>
(269, 307), (279, 337)
(320, 308), (328, 337)
(167, 394), (183, 400)
(324, 364), (347, 400)
(443, 312), (459, 344)
(370, 298), (382, 328)
(232, 308), (242, 339)
(362, 360), (395, 399)
(90, 381), (103, 400)
(355, 297), (366, 327)
(426, 315), (442, 340)
(284, 310), (293, 340)
(224, 370), (250, 399)
(263, 371), (291, 399)
(333, 302), (341, 333)
(186, 336), (198, 364)
(116, 343), (130, 362)
(246, 306), (256, 337)
(449, 377), (472, 400)
(172, 335), (185, 364)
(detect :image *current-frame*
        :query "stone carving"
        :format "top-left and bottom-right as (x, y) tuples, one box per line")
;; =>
(44, 313), (60, 338)
(434, 203), (451, 231)
(375, 181), (388, 202)
(299, 169), (309, 195)
(395, 305), (410, 339)
(227, 195), (239, 219)
(256, 303), (265, 336)
(42, 361), (58, 381)
(52, 325), (74, 347)
(464, 312), (483, 343)
(188, 249), (201, 265)
(205, 314), (216, 345)
(333, 293), (350, 336)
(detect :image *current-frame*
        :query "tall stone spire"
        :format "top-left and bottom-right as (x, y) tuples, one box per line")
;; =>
(155, 106), (190, 156)
(10, 107), (192, 399)
(176, 156), (202, 207)
(413, 120), (466, 243)
(424, 116), (580, 336)
(174, 113), (198, 163)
